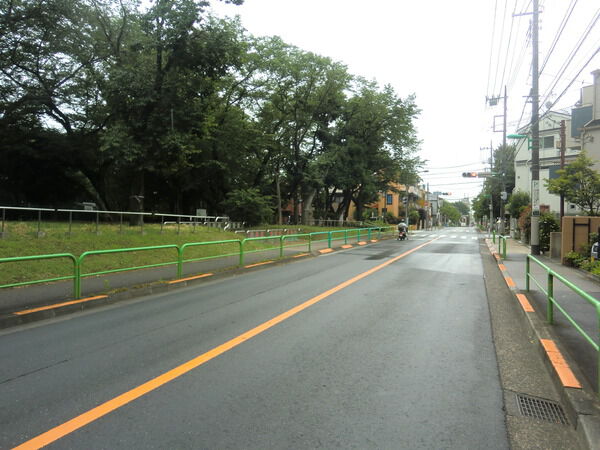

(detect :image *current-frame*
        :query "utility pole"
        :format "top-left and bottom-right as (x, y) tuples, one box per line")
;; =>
(500, 85), (507, 234)
(530, 0), (540, 255)
(559, 120), (566, 220)
(490, 141), (494, 236)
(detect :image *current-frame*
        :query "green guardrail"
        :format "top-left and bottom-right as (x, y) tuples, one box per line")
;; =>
(0, 253), (78, 294)
(498, 235), (507, 259)
(0, 226), (395, 300)
(526, 254), (600, 395)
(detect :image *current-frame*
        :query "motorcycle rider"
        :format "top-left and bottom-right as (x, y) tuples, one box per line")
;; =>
(397, 221), (408, 240)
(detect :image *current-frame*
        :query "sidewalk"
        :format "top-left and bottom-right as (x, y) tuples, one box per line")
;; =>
(486, 235), (600, 448)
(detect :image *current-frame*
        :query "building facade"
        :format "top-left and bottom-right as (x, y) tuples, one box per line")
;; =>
(512, 69), (600, 215)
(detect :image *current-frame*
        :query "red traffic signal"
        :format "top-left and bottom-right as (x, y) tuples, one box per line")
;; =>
(462, 172), (478, 177)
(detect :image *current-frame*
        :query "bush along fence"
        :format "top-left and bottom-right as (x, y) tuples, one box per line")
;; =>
(0, 227), (395, 300)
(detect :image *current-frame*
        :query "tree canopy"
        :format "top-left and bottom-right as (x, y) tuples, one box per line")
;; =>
(0, 0), (421, 224)
(546, 151), (600, 216)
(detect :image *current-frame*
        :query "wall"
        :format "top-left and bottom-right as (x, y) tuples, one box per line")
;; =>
(560, 216), (600, 263)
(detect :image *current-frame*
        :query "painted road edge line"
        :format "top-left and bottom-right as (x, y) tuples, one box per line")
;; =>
(540, 339), (582, 389)
(13, 236), (441, 450)
(245, 260), (275, 269)
(168, 273), (213, 285)
(14, 296), (109, 316)
(515, 293), (535, 312)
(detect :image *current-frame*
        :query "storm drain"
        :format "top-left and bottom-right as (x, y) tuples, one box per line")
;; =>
(516, 394), (569, 425)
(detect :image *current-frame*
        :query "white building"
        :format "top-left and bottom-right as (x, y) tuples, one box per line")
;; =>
(512, 70), (600, 215)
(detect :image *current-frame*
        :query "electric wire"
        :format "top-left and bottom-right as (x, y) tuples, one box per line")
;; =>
(487, 0), (499, 98)
(543, 44), (600, 113)
(492, 0), (509, 97)
(539, 6), (600, 110)
(539, 0), (578, 77)
(498, 1), (520, 95)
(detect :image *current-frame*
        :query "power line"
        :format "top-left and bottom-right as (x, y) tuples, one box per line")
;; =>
(539, 0), (578, 76)
(425, 162), (484, 170)
(487, 0), (499, 97)
(539, 6), (600, 109)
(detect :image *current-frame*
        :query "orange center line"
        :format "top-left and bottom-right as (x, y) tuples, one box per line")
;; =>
(13, 237), (440, 449)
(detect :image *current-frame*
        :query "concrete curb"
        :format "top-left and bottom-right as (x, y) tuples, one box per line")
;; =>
(485, 239), (600, 450)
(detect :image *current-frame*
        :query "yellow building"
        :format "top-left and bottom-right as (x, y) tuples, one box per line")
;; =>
(347, 183), (428, 223)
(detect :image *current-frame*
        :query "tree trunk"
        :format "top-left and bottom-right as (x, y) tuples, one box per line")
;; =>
(128, 170), (145, 226)
(276, 173), (282, 225)
(302, 189), (316, 225)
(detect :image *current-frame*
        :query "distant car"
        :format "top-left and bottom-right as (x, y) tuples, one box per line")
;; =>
(592, 242), (599, 258)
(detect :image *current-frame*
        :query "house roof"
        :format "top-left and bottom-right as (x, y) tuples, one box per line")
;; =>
(584, 118), (600, 129)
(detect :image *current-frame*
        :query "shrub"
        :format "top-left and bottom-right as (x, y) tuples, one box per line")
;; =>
(564, 251), (586, 268)
(518, 205), (531, 243)
(539, 212), (560, 252)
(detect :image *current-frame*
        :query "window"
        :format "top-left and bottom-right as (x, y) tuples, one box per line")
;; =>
(386, 194), (393, 205)
(541, 136), (555, 149)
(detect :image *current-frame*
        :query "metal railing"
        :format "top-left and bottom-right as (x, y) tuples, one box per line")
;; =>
(0, 205), (234, 236)
(498, 235), (507, 259)
(526, 255), (600, 394)
(0, 226), (395, 300)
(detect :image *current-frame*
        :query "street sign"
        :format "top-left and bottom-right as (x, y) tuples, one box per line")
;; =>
(478, 172), (492, 178)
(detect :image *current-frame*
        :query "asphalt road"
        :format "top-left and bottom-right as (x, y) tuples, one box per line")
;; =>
(2, 228), (509, 448)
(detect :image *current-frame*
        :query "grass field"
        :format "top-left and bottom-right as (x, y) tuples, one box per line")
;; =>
(0, 221), (381, 287)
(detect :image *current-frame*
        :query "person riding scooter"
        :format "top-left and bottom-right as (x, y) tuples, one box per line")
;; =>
(397, 222), (408, 240)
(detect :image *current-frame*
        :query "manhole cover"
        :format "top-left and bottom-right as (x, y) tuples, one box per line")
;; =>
(516, 394), (569, 425)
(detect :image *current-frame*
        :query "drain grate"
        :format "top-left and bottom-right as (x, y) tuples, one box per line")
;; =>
(516, 394), (569, 425)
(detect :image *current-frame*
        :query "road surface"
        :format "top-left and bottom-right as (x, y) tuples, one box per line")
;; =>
(0, 227), (579, 448)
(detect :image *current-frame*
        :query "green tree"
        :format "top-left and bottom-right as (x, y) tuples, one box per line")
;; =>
(452, 201), (469, 216)
(220, 188), (273, 226)
(546, 151), (600, 216)
(254, 40), (350, 223)
(319, 80), (421, 221)
(471, 192), (490, 222)
(506, 190), (530, 218)
(440, 202), (461, 225)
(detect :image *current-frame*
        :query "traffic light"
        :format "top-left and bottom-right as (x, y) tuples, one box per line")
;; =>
(462, 172), (478, 177)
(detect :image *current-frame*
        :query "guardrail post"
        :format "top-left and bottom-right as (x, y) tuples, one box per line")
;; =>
(280, 235), (284, 258)
(597, 304), (600, 396)
(328, 231), (332, 248)
(492, 229), (496, 243)
(547, 272), (554, 324)
(367, 228), (371, 240)
(344, 230), (348, 245)
(357, 229), (361, 242)
(177, 245), (183, 278)
(525, 256), (530, 291)
(74, 259), (81, 299)
(240, 239), (245, 267)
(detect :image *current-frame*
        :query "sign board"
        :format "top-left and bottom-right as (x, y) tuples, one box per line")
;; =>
(478, 172), (492, 178)
(531, 180), (540, 214)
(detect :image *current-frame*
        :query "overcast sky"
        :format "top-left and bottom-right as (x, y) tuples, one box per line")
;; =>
(209, 0), (600, 201)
